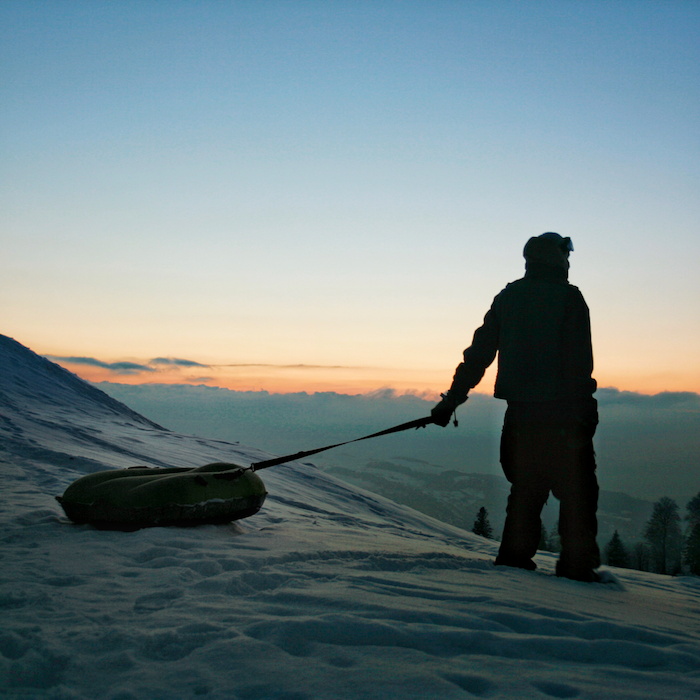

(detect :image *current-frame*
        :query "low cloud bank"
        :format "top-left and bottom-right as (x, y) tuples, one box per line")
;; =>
(49, 355), (208, 374)
(97, 383), (700, 505)
(594, 388), (700, 503)
(47, 356), (157, 374)
(149, 357), (209, 368)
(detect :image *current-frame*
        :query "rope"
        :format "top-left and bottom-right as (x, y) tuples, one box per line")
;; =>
(249, 415), (436, 471)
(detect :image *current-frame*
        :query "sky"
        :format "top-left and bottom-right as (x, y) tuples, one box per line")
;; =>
(2, 1), (699, 397)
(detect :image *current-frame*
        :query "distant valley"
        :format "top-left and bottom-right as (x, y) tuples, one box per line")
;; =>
(319, 457), (655, 549)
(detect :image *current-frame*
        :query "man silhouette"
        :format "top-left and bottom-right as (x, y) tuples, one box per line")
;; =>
(431, 233), (600, 582)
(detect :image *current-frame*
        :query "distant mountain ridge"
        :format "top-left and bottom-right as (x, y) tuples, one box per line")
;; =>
(323, 457), (654, 547)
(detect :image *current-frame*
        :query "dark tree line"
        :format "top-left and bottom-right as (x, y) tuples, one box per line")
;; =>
(685, 493), (700, 575)
(600, 492), (699, 575)
(470, 489), (700, 576)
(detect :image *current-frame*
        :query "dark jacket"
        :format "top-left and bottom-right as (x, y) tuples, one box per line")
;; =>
(448, 262), (597, 404)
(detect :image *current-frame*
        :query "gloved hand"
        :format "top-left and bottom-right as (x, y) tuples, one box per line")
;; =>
(431, 394), (459, 427)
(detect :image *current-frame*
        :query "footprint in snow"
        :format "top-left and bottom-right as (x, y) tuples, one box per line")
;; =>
(133, 588), (183, 613)
(532, 680), (581, 698)
(443, 673), (494, 696)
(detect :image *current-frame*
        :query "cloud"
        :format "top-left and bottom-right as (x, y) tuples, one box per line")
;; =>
(47, 355), (359, 385)
(150, 358), (209, 368)
(597, 387), (700, 410)
(219, 363), (365, 370)
(47, 356), (156, 375)
(48, 355), (212, 374)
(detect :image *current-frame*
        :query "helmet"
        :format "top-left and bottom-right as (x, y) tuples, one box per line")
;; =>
(523, 232), (573, 269)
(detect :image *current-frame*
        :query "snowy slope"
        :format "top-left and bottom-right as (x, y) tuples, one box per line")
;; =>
(1, 335), (699, 700)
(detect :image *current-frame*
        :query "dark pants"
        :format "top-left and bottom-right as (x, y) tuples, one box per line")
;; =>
(496, 400), (600, 573)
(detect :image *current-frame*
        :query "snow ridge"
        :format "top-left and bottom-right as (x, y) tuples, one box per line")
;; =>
(0, 334), (164, 429)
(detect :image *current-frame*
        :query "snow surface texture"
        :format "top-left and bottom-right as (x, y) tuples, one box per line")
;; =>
(1, 334), (700, 700)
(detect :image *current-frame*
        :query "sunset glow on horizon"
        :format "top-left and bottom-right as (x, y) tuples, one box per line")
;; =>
(40, 352), (699, 400)
(2, 2), (698, 399)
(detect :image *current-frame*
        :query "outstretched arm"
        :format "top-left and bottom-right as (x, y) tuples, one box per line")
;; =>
(431, 299), (501, 426)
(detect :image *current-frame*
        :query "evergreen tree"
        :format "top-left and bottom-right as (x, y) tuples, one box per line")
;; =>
(603, 530), (629, 568)
(630, 542), (651, 572)
(686, 492), (700, 527)
(548, 521), (561, 553)
(472, 507), (493, 539)
(684, 492), (700, 575)
(643, 497), (683, 575)
(684, 523), (700, 576)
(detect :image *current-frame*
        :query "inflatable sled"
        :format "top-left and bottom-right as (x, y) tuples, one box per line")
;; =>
(56, 462), (267, 530)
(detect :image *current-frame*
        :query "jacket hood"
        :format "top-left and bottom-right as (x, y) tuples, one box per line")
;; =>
(523, 232), (571, 270)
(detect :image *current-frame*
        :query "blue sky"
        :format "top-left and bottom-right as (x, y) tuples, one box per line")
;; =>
(2, 1), (699, 395)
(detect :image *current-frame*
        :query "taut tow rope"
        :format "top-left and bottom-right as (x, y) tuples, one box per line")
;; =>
(249, 415), (437, 471)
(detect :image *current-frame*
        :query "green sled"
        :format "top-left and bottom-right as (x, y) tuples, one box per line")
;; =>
(56, 462), (267, 530)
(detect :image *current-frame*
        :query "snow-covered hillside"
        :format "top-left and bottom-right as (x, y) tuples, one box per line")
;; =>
(1, 334), (699, 700)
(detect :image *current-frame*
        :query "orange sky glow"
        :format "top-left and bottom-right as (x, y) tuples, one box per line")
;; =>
(51, 358), (698, 399)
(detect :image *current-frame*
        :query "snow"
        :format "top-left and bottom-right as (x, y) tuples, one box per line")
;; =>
(2, 334), (700, 700)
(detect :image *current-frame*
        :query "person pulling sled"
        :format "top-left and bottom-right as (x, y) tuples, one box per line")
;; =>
(431, 232), (601, 582)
